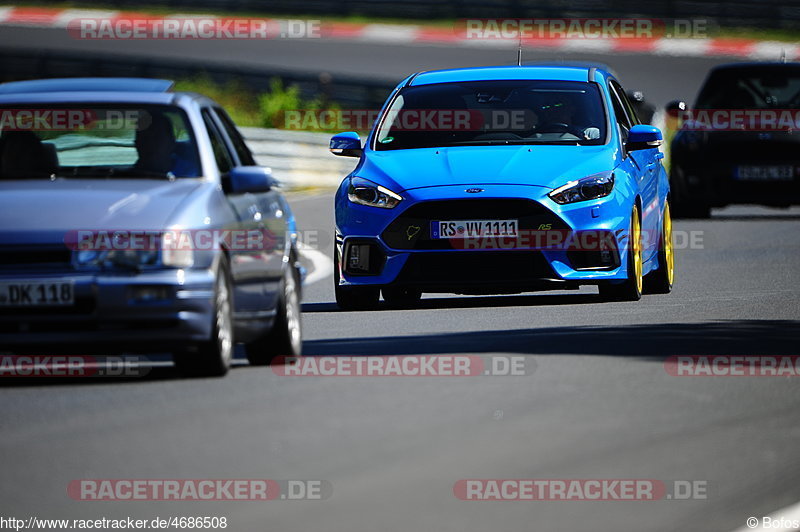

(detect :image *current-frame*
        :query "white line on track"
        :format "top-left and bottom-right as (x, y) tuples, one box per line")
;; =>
(299, 245), (333, 286)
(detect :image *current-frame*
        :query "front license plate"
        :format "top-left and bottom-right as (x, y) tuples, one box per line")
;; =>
(0, 281), (75, 307)
(735, 165), (794, 181)
(431, 220), (519, 239)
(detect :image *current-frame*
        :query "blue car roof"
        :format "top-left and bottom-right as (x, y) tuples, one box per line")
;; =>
(0, 78), (174, 95)
(408, 65), (603, 86)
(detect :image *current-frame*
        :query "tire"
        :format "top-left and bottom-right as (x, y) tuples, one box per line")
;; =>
(644, 201), (675, 295)
(382, 286), (422, 309)
(245, 265), (303, 366)
(174, 257), (234, 377)
(334, 247), (379, 311)
(599, 206), (643, 302)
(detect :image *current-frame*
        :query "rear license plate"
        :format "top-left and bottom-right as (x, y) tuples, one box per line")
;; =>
(735, 165), (794, 181)
(431, 220), (518, 239)
(0, 281), (74, 307)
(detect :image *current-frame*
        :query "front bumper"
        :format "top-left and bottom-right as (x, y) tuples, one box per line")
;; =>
(0, 268), (215, 351)
(335, 184), (634, 292)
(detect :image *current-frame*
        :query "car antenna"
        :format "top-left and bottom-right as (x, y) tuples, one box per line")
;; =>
(517, 33), (523, 66)
(781, 48), (787, 63)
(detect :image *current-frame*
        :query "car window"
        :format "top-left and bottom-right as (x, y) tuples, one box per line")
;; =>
(374, 80), (607, 150)
(612, 81), (641, 126)
(696, 67), (800, 109)
(0, 105), (201, 179)
(201, 109), (233, 174)
(608, 82), (633, 143)
(214, 107), (256, 166)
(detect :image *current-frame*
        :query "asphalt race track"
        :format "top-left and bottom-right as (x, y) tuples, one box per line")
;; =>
(0, 25), (737, 105)
(1, 26), (800, 532)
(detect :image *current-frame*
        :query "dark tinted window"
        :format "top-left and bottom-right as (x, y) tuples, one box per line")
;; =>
(612, 81), (641, 125)
(214, 107), (256, 166)
(696, 67), (800, 109)
(202, 110), (233, 174)
(608, 82), (632, 142)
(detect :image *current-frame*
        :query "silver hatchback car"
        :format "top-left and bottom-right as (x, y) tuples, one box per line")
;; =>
(0, 77), (302, 377)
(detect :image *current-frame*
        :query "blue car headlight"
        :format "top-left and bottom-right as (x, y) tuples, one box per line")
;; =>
(348, 177), (403, 209)
(548, 172), (615, 205)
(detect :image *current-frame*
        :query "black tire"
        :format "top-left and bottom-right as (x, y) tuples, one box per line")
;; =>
(644, 201), (675, 295)
(174, 257), (234, 377)
(382, 286), (422, 309)
(245, 265), (303, 366)
(334, 247), (379, 310)
(599, 206), (643, 302)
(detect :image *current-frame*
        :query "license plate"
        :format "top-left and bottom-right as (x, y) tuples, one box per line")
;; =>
(0, 281), (74, 307)
(735, 165), (794, 181)
(431, 220), (518, 239)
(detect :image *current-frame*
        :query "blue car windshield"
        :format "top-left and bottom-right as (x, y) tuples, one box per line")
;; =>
(0, 104), (201, 179)
(374, 80), (607, 151)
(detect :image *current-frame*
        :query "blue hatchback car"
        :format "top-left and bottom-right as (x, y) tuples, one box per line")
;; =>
(0, 78), (303, 376)
(331, 65), (673, 309)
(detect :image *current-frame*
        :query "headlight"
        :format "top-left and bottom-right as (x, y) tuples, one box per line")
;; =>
(348, 177), (402, 209)
(72, 233), (194, 270)
(548, 172), (615, 205)
(74, 249), (160, 270)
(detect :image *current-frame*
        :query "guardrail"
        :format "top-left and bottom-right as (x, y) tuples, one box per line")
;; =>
(241, 127), (355, 189)
(0, 49), (395, 110)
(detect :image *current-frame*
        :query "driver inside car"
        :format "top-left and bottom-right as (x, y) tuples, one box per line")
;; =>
(536, 95), (600, 140)
(133, 112), (199, 177)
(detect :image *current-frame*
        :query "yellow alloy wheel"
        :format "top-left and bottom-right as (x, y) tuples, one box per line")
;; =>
(632, 207), (643, 294)
(664, 202), (674, 286)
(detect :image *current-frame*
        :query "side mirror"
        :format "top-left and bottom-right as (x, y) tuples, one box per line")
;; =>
(223, 166), (273, 194)
(330, 132), (362, 157)
(627, 125), (663, 152)
(665, 100), (688, 118)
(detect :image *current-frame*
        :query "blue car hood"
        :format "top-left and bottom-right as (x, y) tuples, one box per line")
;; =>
(0, 179), (203, 244)
(360, 145), (617, 192)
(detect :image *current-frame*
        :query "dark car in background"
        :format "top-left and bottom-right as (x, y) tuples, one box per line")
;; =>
(669, 62), (800, 217)
(0, 78), (303, 377)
